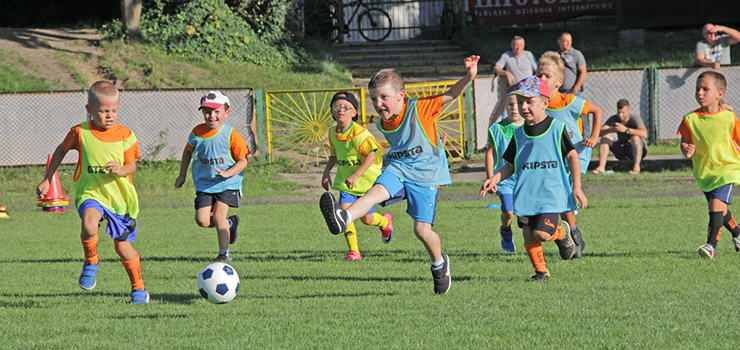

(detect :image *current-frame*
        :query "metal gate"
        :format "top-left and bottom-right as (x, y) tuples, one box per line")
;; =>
(265, 88), (366, 166)
(402, 80), (466, 162)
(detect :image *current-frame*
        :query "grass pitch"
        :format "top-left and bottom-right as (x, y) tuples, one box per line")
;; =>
(1, 163), (739, 349)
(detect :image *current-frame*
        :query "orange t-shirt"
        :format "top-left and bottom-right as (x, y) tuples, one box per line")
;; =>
(548, 92), (592, 136)
(380, 95), (444, 146)
(677, 108), (740, 143)
(62, 123), (140, 163)
(186, 124), (250, 160)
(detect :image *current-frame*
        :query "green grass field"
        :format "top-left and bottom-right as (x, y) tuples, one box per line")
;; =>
(2, 162), (739, 348)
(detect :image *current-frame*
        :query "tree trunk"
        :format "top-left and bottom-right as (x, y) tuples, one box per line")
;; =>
(121, 0), (143, 43)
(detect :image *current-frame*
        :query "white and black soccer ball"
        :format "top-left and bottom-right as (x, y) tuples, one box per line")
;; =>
(197, 262), (240, 304)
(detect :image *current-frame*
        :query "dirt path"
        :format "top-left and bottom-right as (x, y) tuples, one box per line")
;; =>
(0, 28), (106, 90)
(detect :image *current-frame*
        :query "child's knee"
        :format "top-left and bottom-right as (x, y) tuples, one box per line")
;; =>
(533, 230), (551, 242)
(502, 211), (515, 221)
(113, 239), (135, 257)
(194, 217), (210, 227)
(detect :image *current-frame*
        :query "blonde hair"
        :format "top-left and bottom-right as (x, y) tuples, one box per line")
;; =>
(698, 71), (727, 91)
(88, 81), (119, 105)
(538, 51), (565, 79)
(368, 69), (405, 92)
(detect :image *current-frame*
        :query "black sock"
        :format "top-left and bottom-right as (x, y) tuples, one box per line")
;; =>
(708, 211), (724, 248)
(723, 211), (740, 238)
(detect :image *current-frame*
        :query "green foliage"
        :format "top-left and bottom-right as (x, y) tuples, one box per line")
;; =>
(104, 0), (301, 67)
(0, 50), (52, 92)
(226, 0), (297, 42)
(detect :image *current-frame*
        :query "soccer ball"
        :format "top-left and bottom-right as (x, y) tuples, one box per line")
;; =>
(197, 262), (240, 304)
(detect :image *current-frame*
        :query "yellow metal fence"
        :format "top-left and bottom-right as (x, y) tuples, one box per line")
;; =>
(263, 81), (467, 167)
(265, 88), (365, 167)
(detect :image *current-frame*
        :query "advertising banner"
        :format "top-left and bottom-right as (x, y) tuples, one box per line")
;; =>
(470, 0), (616, 26)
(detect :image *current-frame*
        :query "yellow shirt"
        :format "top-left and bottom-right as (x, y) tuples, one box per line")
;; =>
(329, 121), (384, 195)
(678, 108), (740, 191)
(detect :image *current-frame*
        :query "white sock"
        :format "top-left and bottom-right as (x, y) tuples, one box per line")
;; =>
(344, 210), (353, 223)
(219, 249), (229, 256)
(227, 218), (234, 228)
(431, 257), (445, 269)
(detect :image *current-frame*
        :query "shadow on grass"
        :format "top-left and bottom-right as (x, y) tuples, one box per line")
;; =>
(151, 293), (202, 305)
(0, 291), (123, 307)
(251, 291), (399, 300)
(110, 313), (190, 319)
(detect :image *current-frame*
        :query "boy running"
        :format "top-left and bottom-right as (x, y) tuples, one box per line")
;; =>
(484, 85), (524, 252)
(678, 71), (740, 258)
(537, 51), (603, 259)
(175, 91), (249, 262)
(481, 77), (587, 281)
(36, 81), (149, 304)
(321, 91), (393, 261)
(320, 56), (480, 294)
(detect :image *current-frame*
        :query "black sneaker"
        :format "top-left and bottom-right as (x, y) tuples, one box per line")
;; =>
(554, 221), (575, 260)
(431, 254), (451, 295)
(320, 192), (348, 235)
(228, 215), (239, 244)
(530, 271), (550, 282)
(570, 227), (585, 259)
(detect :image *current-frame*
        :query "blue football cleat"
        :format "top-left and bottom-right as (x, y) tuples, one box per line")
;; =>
(79, 262), (99, 290)
(130, 288), (150, 304)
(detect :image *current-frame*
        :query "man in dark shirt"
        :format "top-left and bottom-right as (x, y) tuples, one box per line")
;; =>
(591, 99), (648, 175)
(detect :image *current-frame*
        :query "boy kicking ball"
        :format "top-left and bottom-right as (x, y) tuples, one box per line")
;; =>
(678, 71), (740, 258)
(481, 77), (587, 281)
(320, 55), (480, 294)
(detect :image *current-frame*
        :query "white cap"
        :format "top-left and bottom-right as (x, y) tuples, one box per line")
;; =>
(199, 91), (230, 110)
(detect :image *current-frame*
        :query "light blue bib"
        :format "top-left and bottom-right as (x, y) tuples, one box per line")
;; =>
(488, 121), (521, 195)
(379, 98), (451, 187)
(546, 95), (590, 174)
(188, 124), (244, 193)
(512, 118), (577, 216)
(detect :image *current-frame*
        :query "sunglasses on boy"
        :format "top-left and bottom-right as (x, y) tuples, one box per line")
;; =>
(332, 106), (356, 112)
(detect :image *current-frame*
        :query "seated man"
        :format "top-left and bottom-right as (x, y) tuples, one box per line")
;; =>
(592, 99), (648, 175)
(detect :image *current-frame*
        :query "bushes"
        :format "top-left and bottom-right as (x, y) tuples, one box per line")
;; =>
(104, 0), (302, 67)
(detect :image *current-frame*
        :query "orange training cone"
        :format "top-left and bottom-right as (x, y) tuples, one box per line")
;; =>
(38, 154), (68, 212)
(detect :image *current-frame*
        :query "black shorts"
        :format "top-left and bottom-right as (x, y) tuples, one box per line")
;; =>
(610, 140), (648, 161)
(194, 190), (241, 210)
(517, 213), (559, 235)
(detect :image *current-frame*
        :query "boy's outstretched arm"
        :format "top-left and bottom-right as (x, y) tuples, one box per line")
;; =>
(174, 146), (192, 188)
(480, 162), (514, 197)
(565, 149), (588, 208)
(582, 103), (603, 148)
(442, 55), (480, 104)
(37, 144), (68, 197)
(680, 136), (695, 158)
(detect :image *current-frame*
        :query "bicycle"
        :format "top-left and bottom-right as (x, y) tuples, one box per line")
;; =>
(330, 0), (393, 42)
(439, 0), (470, 40)
(439, 0), (456, 40)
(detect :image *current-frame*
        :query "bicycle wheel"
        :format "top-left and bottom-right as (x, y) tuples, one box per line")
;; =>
(357, 8), (392, 42)
(440, 8), (455, 39)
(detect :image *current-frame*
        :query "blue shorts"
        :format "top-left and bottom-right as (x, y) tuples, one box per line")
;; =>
(704, 184), (733, 205)
(339, 191), (376, 214)
(375, 171), (440, 225)
(498, 193), (514, 213)
(77, 199), (138, 242)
